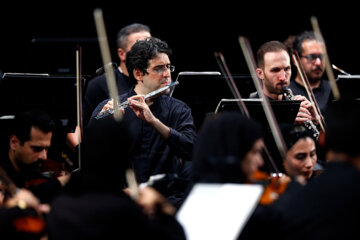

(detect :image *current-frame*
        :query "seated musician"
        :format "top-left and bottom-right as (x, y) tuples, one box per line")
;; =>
(280, 123), (319, 182)
(90, 37), (197, 209)
(0, 187), (49, 239)
(250, 40), (318, 127)
(0, 110), (70, 203)
(191, 111), (264, 184)
(46, 118), (186, 239)
(275, 99), (360, 239)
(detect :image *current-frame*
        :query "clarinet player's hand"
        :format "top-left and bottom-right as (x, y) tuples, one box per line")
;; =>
(293, 95), (318, 124)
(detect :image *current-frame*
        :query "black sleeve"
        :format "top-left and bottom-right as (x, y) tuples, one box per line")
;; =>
(167, 104), (197, 161)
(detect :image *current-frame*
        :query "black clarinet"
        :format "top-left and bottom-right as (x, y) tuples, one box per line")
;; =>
(282, 87), (319, 140)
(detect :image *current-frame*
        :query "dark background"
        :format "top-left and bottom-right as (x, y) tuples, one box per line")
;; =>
(0, 2), (358, 161)
(0, 2), (359, 130)
(1, 3), (359, 77)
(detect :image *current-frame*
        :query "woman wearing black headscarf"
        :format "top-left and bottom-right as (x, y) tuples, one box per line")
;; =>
(191, 112), (264, 184)
(280, 123), (318, 182)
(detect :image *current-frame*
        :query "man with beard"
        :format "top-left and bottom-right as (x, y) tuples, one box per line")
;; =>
(251, 40), (317, 126)
(83, 23), (151, 128)
(0, 110), (70, 203)
(290, 31), (331, 114)
(90, 37), (197, 209)
(249, 40), (320, 173)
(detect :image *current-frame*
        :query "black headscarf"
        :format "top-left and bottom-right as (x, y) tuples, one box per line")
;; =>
(279, 123), (315, 151)
(191, 112), (263, 184)
(324, 99), (360, 157)
(66, 118), (135, 195)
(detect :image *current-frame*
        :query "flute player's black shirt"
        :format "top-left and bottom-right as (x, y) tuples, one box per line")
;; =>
(90, 88), (197, 184)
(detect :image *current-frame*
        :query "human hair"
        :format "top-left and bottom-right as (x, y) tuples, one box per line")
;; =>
(125, 37), (172, 85)
(76, 118), (135, 192)
(12, 110), (56, 144)
(116, 23), (151, 49)
(256, 40), (289, 69)
(293, 31), (317, 55)
(191, 112), (263, 184)
(280, 123), (315, 151)
(324, 99), (360, 157)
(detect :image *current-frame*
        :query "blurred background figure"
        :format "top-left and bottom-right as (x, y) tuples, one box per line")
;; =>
(276, 99), (360, 240)
(46, 118), (186, 240)
(290, 30), (331, 115)
(191, 111), (264, 185)
(83, 23), (151, 128)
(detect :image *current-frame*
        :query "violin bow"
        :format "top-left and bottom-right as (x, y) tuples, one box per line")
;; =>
(311, 16), (341, 100)
(125, 168), (139, 201)
(214, 52), (249, 117)
(214, 51), (280, 175)
(238, 36), (288, 163)
(76, 46), (82, 170)
(93, 8), (122, 121)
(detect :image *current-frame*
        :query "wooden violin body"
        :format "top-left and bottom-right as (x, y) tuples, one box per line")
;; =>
(252, 170), (290, 205)
(25, 158), (66, 188)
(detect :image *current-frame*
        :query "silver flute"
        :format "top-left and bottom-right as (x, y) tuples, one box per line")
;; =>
(95, 81), (179, 120)
(282, 87), (320, 140)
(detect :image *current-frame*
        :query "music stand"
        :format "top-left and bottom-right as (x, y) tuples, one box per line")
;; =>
(24, 38), (102, 78)
(171, 73), (256, 130)
(176, 183), (263, 240)
(0, 73), (85, 170)
(215, 98), (301, 130)
(336, 74), (360, 99)
(0, 73), (85, 121)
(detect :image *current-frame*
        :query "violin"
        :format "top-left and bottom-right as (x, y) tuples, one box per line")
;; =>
(12, 211), (45, 235)
(0, 166), (46, 236)
(25, 157), (67, 188)
(252, 170), (290, 205)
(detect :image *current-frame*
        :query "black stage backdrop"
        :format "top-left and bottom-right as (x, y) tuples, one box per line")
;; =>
(1, 2), (359, 77)
(0, 1), (358, 153)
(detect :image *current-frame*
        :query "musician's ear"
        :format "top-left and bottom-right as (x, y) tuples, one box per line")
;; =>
(133, 68), (145, 82)
(9, 135), (20, 151)
(256, 68), (264, 81)
(117, 48), (126, 62)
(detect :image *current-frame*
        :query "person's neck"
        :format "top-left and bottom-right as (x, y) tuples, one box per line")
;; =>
(295, 75), (321, 90)
(133, 85), (155, 105)
(119, 63), (128, 77)
(263, 90), (283, 100)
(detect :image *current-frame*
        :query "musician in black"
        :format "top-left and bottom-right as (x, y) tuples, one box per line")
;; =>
(249, 40), (323, 174)
(90, 37), (197, 209)
(83, 23), (151, 127)
(47, 118), (186, 240)
(0, 110), (70, 204)
(250, 40), (317, 126)
(289, 30), (331, 114)
(275, 99), (360, 240)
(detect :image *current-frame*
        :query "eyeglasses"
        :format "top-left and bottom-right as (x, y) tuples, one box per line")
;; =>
(145, 64), (175, 74)
(301, 54), (323, 62)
